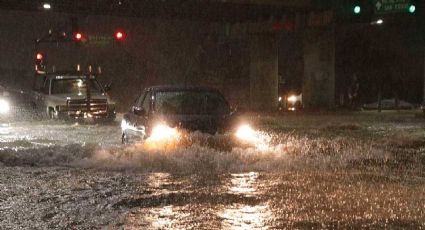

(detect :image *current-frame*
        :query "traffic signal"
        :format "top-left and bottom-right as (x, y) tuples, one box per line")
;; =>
(353, 5), (361, 14)
(74, 32), (84, 41)
(408, 4), (416, 13)
(35, 52), (46, 73)
(351, 1), (363, 15)
(338, 0), (372, 23)
(70, 17), (86, 44)
(36, 53), (43, 60)
(408, 0), (421, 14)
(72, 31), (87, 46)
(114, 30), (126, 42)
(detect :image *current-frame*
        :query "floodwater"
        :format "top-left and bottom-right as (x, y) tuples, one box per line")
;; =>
(1, 114), (425, 229)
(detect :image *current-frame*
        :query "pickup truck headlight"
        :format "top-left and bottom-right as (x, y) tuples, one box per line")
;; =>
(0, 99), (10, 114)
(287, 95), (297, 103)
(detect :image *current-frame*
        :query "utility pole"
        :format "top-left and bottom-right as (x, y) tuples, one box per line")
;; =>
(422, 46), (425, 113)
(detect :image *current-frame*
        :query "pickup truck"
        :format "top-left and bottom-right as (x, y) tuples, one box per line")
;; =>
(32, 72), (116, 121)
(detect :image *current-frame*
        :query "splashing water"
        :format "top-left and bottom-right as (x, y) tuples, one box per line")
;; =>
(0, 118), (414, 173)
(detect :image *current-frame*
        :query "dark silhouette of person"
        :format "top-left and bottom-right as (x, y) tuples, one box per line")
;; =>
(347, 74), (360, 109)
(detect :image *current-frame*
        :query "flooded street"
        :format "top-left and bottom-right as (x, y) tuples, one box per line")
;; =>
(1, 113), (425, 229)
(1, 0), (425, 228)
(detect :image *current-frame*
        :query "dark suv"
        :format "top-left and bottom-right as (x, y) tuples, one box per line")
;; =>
(121, 85), (237, 143)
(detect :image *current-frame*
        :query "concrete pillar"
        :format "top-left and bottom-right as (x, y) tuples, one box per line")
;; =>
(303, 26), (335, 109)
(249, 34), (278, 111)
(422, 48), (425, 104)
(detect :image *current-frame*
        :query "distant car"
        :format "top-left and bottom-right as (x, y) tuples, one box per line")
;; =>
(362, 99), (414, 110)
(121, 85), (251, 144)
(0, 85), (12, 116)
(278, 93), (302, 111)
(0, 85), (33, 120)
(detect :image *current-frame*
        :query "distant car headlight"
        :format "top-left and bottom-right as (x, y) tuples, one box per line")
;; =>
(287, 95), (297, 103)
(0, 99), (10, 114)
(149, 123), (179, 141)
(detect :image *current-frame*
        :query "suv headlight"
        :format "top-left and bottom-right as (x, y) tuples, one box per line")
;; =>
(149, 123), (179, 141)
(235, 124), (256, 142)
(0, 99), (10, 114)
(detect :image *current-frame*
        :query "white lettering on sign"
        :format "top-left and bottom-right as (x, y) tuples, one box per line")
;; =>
(375, 0), (410, 13)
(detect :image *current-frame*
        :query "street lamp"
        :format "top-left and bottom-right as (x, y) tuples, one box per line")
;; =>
(43, 3), (51, 10)
(371, 19), (384, 25)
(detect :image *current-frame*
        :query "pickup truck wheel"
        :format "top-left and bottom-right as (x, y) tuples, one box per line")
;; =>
(47, 109), (55, 119)
(121, 132), (128, 144)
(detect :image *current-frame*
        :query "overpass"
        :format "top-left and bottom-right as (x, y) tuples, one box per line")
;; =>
(0, 0), (314, 18)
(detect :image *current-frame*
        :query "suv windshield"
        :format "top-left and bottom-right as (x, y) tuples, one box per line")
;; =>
(155, 90), (230, 115)
(51, 78), (103, 95)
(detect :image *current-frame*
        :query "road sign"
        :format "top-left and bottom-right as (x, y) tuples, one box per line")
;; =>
(374, 0), (411, 14)
(85, 35), (113, 47)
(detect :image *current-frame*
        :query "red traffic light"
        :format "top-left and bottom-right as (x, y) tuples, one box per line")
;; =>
(116, 31), (123, 39)
(74, 32), (83, 40)
(35, 52), (45, 73)
(114, 31), (126, 41)
(36, 53), (43, 60)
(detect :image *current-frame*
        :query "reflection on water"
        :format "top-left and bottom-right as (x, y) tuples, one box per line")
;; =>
(145, 173), (178, 229)
(149, 205), (180, 229)
(219, 172), (272, 230)
(229, 172), (259, 196)
(147, 172), (172, 194)
(123, 172), (273, 229)
(125, 173), (191, 229)
(220, 204), (271, 230)
(126, 205), (185, 230)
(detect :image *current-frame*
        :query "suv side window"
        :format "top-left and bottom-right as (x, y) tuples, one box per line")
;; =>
(205, 93), (230, 115)
(135, 91), (145, 107)
(141, 91), (151, 112)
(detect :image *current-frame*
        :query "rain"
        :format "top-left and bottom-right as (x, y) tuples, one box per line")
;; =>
(1, 0), (425, 229)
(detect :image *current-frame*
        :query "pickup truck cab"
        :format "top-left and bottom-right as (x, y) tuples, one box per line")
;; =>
(32, 72), (116, 121)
